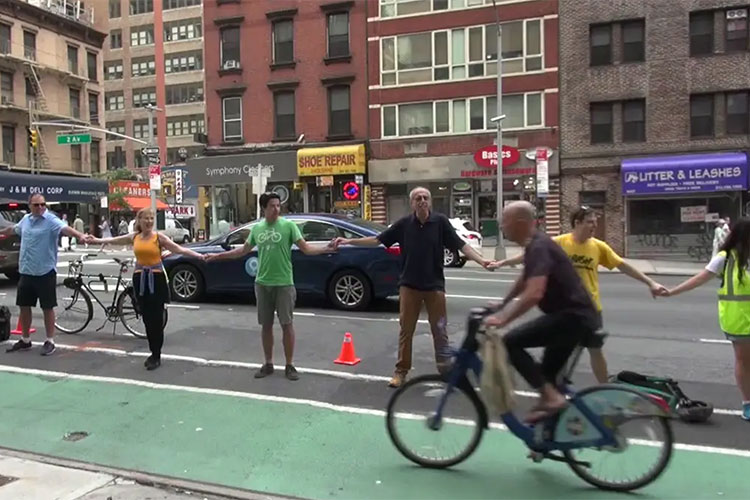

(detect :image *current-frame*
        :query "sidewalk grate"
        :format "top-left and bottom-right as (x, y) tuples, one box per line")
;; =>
(0, 475), (17, 487)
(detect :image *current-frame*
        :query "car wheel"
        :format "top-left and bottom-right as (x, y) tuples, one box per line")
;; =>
(3, 271), (20, 282)
(455, 257), (467, 268)
(443, 248), (458, 267)
(328, 269), (372, 311)
(182, 235), (190, 244)
(169, 264), (204, 302)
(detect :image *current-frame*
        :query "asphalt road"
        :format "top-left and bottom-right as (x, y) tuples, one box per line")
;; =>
(1, 250), (746, 456)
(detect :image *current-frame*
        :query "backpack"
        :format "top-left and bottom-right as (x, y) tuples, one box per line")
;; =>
(0, 305), (11, 342)
(612, 370), (713, 423)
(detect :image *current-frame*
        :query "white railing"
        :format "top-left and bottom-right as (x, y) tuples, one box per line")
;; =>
(25, 0), (94, 26)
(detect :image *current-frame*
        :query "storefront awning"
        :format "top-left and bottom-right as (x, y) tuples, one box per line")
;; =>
(111, 197), (169, 211)
(0, 170), (108, 204)
(622, 152), (749, 196)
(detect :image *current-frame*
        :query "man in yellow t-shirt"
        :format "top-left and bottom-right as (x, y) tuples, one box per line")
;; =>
(497, 206), (667, 383)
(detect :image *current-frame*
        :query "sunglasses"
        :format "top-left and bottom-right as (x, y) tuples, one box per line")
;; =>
(32, 202), (46, 207)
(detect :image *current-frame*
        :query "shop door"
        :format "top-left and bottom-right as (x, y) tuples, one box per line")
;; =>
(477, 194), (498, 244)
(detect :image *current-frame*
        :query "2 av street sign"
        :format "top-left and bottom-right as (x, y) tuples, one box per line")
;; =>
(57, 134), (91, 145)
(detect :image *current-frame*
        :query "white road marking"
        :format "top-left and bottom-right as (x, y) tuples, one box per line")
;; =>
(699, 338), (732, 345)
(0, 363), (747, 458)
(446, 277), (515, 283)
(1, 340), (742, 417)
(448, 269), (520, 276)
(446, 294), (501, 300)
(296, 311), (428, 324)
(56, 259), (117, 267)
(165, 304), (200, 310)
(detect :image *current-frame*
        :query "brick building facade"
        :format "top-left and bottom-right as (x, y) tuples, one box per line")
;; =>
(190, 0), (368, 233)
(560, 0), (750, 260)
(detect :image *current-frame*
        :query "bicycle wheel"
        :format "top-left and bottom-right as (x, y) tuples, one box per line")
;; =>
(562, 386), (674, 492)
(386, 374), (485, 469)
(116, 288), (168, 339)
(54, 283), (93, 334)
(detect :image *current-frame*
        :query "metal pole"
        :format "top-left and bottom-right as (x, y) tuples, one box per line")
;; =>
(147, 106), (157, 215)
(493, 0), (506, 261)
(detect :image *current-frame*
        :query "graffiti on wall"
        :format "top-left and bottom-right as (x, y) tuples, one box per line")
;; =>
(628, 232), (714, 262)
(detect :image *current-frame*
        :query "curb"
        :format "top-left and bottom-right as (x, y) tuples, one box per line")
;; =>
(0, 446), (300, 500)
(463, 262), (699, 277)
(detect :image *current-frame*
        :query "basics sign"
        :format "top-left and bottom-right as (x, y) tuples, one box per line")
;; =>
(473, 145), (521, 169)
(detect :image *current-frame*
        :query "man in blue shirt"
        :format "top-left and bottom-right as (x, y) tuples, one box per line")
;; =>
(0, 193), (88, 355)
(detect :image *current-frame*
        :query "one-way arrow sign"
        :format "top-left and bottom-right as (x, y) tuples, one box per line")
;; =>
(141, 147), (160, 156)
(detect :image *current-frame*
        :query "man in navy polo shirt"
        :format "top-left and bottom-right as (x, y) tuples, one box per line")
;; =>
(1, 193), (88, 356)
(334, 186), (493, 387)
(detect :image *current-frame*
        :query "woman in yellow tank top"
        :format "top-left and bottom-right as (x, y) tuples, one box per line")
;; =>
(89, 208), (204, 370)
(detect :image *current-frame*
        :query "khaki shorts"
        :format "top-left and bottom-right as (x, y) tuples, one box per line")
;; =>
(254, 284), (296, 326)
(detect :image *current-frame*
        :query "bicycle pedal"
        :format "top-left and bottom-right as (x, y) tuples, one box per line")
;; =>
(527, 451), (544, 463)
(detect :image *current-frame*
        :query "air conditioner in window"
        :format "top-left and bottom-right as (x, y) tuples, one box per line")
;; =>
(727, 9), (747, 19)
(223, 60), (239, 70)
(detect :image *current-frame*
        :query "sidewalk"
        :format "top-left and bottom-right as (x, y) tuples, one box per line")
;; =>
(471, 245), (705, 276)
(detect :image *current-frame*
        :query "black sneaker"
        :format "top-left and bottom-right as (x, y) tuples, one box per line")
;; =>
(40, 341), (56, 356)
(285, 365), (299, 381)
(144, 355), (161, 371)
(6, 339), (32, 353)
(254, 363), (274, 379)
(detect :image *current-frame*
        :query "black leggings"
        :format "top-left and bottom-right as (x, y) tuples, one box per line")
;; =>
(503, 312), (594, 389)
(133, 272), (168, 358)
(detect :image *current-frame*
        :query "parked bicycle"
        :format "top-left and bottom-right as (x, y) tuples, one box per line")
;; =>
(386, 306), (673, 492)
(55, 254), (167, 338)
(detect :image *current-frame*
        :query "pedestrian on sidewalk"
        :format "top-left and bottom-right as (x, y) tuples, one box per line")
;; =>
(662, 217), (750, 421)
(98, 216), (112, 252)
(206, 192), (336, 381)
(333, 187), (494, 388)
(88, 208), (205, 370)
(2, 193), (89, 356)
(73, 214), (85, 248)
(494, 206), (667, 383)
(713, 218), (729, 258)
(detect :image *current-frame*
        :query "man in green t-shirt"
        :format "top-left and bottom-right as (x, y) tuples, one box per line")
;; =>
(207, 192), (335, 380)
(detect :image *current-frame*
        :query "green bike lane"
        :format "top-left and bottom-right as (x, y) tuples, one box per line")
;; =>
(1, 369), (748, 499)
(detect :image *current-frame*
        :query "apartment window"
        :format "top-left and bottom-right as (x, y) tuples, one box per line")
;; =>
(690, 11), (714, 56)
(690, 94), (714, 137)
(106, 121), (126, 138)
(622, 99), (645, 142)
(90, 140), (100, 173)
(165, 0), (200, 8)
(622, 20), (645, 62)
(590, 24), (612, 66)
(590, 102), (613, 144)
(328, 86), (350, 136)
(130, 0), (153, 15)
(2, 126), (14, 164)
(165, 83), (204, 105)
(164, 18), (202, 42)
(0, 24), (9, 54)
(133, 87), (156, 108)
(87, 52), (97, 81)
(274, 92), (295, 138)
(381, 93), (542, 137)
(133, 119), (157, 139)
(88, 92), (99, 123)
(273, 20), (294, 64)
(110, 30), (122, 49)
(131, 26), (154, 47)
(380, 0), (493, 17)
(165, 51), (202, 73)
(166, 115), (204, 137)
(727, 91), (749, 135)
(23, 31), (35, 60)
(71, 145), (82, 171)
(222, 97), (242, 141)
(131, 56), (156, 77)
(0, 71), (12, 104)
(220, 27), (240, 67)
(105, 61), (123, 80)
(327, 12), (349, 58)
(67, 46), (78, 74)
(69, 88), (80, 119)
(109, 0), (121, 18)
(380, 19), (542, 86)
(726, 9), (749, 52)
(105, 91), (125, 111)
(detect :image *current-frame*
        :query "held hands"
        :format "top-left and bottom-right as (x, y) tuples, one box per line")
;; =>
(331, 237), (349, 250)
(650, 282), (670, 298)
(84, 234), (98, 245)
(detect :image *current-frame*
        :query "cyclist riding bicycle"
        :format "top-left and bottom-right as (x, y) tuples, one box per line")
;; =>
(486, 201), (598, 423)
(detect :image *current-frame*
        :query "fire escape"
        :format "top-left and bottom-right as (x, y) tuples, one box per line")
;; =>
(24, 62), (51, 173)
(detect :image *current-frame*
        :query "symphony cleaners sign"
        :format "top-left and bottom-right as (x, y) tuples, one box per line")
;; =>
(621, 152), (748, 195)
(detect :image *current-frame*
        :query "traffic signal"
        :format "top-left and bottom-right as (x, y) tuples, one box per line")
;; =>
(29, 128), (38, 149)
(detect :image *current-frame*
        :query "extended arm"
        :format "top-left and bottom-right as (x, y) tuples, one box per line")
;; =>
(668, 270), (715, 297)
(158, 233), (204, 260)
(460, 243), (490, 268)
(0, 225), (15, 237)
(296, 238), (335, 256)
(617, 261), (667, 296)
(89, 233), (134, 246)
(336, 236), (381, 247)
(493, 276), (547, 327)
(207, 241), (255, 262)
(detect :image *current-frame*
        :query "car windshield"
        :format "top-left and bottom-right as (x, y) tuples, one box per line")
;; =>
(0, 209), (27, 227)
(346, 218), (388, 233)
(462, 221), (477, 232)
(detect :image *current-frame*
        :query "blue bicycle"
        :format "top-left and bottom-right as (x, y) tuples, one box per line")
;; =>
(386, 307), (674, 492)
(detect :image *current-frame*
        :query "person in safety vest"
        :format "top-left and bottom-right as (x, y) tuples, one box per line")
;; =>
(664, 217), (750, 421)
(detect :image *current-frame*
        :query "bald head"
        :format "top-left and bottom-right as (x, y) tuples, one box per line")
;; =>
(501, 201), (537, 245)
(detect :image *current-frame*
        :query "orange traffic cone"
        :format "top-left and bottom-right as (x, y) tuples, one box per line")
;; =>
(10, 317), (35, 336)
(334, 332), (361, 366)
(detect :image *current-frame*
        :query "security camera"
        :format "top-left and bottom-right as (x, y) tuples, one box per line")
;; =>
(490, 114), (506, 123)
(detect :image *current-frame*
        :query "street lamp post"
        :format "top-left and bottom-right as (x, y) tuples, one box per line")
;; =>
(492, 0), (506, 261)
